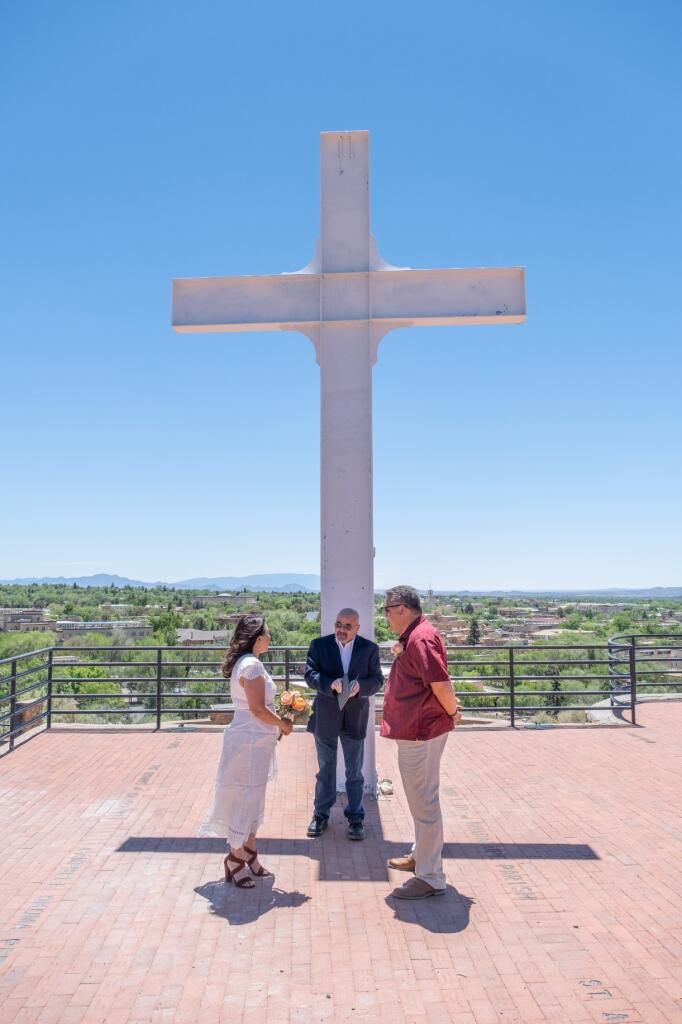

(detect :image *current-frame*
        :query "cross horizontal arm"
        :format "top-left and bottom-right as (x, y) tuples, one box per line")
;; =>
(172, 274), (320, 333)
(173, 266), (525, 333)
(370, 267), (525, 326)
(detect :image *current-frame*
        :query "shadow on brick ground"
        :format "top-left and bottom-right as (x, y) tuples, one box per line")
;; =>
(386, 887), (475, 933)
(194, 877), (311, 924)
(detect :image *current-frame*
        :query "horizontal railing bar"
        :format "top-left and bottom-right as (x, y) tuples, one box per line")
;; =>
(51, 661), (160, 669)
(15, 707), (482, 723)
(447, 661), (611, 670)
(450, 678), (510, 685)
(610, 633), (682, 642)
(47, 645), (306, 653)
(160, 707), (232, 714)
(623, 669), (682, 676)
(464, 644), (608, 650)
(159, 675), (225, 683)
(447, 660), (520, 668)
(0, 694), (48, 724)
(0, 714), (49, 740)
(512, 675), (611, 682)
(509, 705), (622, 713)
(0, 662), (49, 687)
(51, 676), (155, 684)
(0, 679), (48, 704)
(49, 692), (238, 701)
(448, 676), (608, 685)
(161, 663), (223, 671)
(51, 675), (240, 684)
(45, 708), (150, 717)
(0, 647), (52, 667)
(3, 680), (638, 700)
(50, 695), (138, 703)
(504, 689), (610, 697)
(505, 659), (612, 667)
(501, 688), (606, 696)
(623, 682), (682, 690)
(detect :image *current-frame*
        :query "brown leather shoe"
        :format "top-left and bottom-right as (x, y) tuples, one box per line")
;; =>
(391, 877), (446, 900)
(387, 854), (416, 872)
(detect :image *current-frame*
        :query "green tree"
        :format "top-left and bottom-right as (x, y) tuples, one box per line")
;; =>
(466, 617), (481, 646)
(150, 609), (182, 646)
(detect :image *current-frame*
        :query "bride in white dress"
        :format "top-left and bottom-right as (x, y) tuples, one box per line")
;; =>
(200, 615), (293, 888)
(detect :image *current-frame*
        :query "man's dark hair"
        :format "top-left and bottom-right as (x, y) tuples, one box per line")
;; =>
(386, 585), (422, 613)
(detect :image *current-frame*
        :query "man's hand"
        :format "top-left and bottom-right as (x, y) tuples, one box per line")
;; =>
(348, 681), (360, 698)
(430, 682), (463, 723)
(331, 679), (343, 694)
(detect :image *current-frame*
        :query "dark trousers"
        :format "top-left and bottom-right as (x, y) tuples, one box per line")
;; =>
(313, 733), (365, 822)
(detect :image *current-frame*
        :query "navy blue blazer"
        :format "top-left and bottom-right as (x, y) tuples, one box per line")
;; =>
(305, 633), (383, 741)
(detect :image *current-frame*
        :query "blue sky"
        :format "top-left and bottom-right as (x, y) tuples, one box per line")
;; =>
(1, 0), (680, 590)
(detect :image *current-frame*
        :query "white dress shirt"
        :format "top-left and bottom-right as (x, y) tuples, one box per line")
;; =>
(336, 636), (355, 676)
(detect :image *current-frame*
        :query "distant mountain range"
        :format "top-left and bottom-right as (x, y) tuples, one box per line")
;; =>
(1, 574), (681, 599)
(0, 573), (321, 593)
(447, 587), (682, 599)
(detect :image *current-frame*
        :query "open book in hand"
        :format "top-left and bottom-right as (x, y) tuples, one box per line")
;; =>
(336, 674), (357, 710)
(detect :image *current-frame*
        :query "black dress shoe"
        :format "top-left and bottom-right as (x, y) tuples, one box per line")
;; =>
(347, 821), (365, 841)
(307, 815), (328, 838)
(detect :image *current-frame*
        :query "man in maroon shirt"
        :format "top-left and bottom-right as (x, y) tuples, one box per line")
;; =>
(381, 585), (462, 899)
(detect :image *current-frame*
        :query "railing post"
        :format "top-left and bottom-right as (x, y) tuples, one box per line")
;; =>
(46, 649), (53, 729)
(285, 648), (290, 690)
(156, 648), (163, 730)
(508, 647), (516, 728)
(9, 659), (17, 752)
(628, 637), (638, 726)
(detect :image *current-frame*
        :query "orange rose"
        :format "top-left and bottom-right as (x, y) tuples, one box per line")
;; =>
(293, 696), (307, 712)
(280, 691), (293, 706)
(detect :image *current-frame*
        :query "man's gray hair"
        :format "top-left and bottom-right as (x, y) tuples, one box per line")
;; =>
(337, 607), (359, 620)
(385, 586), (422, 613)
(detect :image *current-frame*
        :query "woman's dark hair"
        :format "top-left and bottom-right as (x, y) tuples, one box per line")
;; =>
(222, 615), (268, 678)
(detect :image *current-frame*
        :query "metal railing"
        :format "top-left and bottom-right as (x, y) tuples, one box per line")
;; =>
(2, 634), (680, 755)
(608, 633), (682, 726)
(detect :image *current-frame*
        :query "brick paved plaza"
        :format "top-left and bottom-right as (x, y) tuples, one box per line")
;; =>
(1, 704), (681, 1024)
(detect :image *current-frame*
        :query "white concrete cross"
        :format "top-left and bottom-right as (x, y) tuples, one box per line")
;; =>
(173, 130), (525, 791)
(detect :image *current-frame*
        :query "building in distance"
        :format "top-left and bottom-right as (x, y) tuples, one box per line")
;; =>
(176, 628), (229, 646)
(56, 621), (153, 640)
(0, 608), (54, 632)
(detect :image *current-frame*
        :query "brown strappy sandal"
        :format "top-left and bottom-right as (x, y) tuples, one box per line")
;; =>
(223, 851), (255, 888)
(244, 844), (273, 878)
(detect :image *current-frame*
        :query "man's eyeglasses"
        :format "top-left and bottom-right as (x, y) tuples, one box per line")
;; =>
(383, 603), (404, 613)
(335, 621), (356, 631)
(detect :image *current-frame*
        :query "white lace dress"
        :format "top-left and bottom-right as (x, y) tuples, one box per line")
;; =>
(199, 654), (278, 848)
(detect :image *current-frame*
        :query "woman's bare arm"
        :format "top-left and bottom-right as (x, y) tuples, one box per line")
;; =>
(241, 675), (293, 734)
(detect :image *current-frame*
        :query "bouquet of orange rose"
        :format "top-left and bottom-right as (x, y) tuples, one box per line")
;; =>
(274, 687), (312, 737)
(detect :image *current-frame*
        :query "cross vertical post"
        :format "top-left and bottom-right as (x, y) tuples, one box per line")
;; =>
(317, 132), (376, 789)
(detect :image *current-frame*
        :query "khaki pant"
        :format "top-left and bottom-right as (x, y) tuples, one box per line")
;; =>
(396, 733), (449, 889)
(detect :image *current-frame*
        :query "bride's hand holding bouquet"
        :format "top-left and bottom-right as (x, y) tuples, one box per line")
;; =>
(275, 688), (312, 739)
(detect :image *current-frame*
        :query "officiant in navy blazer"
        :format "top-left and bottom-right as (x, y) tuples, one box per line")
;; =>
(304, 608), (383, 840)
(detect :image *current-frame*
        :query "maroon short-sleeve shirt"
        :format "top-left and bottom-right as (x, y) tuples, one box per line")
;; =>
(380, 616), (453, 741)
